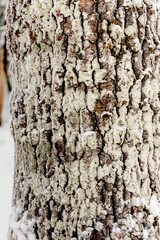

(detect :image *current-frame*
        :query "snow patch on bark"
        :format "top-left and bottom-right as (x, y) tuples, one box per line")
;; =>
(135, 194), (160, 216)
(82, 131), (97, 148)
(112, 195), (160, 238)
(149, 194), (160, 217)
(79, 227), (94, 239)
(70, 227), (95, 240)
(83, 131), (96, 138)
(101, 111), (112, 118)
(9, 204), (36, 240)
(142, 67), (152, 76)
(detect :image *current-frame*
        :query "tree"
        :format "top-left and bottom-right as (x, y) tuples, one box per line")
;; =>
(0, 0), (12, 125)
(6, 0), (160, 239)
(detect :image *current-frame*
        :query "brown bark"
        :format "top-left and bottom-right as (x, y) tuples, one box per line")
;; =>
(7, 0), (160, 239)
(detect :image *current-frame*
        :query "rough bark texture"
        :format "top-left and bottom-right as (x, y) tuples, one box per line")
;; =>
(7, 0), (160, 239)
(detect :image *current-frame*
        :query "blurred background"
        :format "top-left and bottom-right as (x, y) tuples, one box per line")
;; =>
(0, 1), (14, 239)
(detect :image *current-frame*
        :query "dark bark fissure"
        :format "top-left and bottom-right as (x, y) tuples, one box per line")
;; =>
(80, 11), (85, 50)
(95, 1), (101, 68)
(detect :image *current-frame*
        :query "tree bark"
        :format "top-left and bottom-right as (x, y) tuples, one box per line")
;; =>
(0, 1), (12, 125)
(7, 0), (160, 239)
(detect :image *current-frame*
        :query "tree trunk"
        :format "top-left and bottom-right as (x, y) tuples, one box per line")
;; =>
(0, 0), (12, 125)
(7, 0), (160, 239)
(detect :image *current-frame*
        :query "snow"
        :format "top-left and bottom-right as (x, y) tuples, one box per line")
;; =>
(9, 205), (36, 240)
(149, 194), (160, 217)
(79, 227), (94, 239)
(82, 131), (96, 148)
(142, 67), (152, 75)
(70, 228), (95, 240)
(95, 221), (103, 231)
(113, 223), (121, 234)
(112, 195), (160, 238)
(83, 131), (96, 138)
(0, 84), (14, 240)
(135, 195), (160, 218)
(143, 229), (149, 239)
(101, 111), (112, 118)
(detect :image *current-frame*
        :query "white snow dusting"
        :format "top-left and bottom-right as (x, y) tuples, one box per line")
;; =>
(101, 111), (112, 118)
(81, 131), (96, 147)
(83, 131), (96, 138)
(79, 227), (94, 239)
(143, 229), (149, 239)
(149, 194), (160, 217)
(113, 195), (160, 238)
(0, 82), (14, 239)
(142, 67), (152, 75)
(9, 204), (36, 240)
